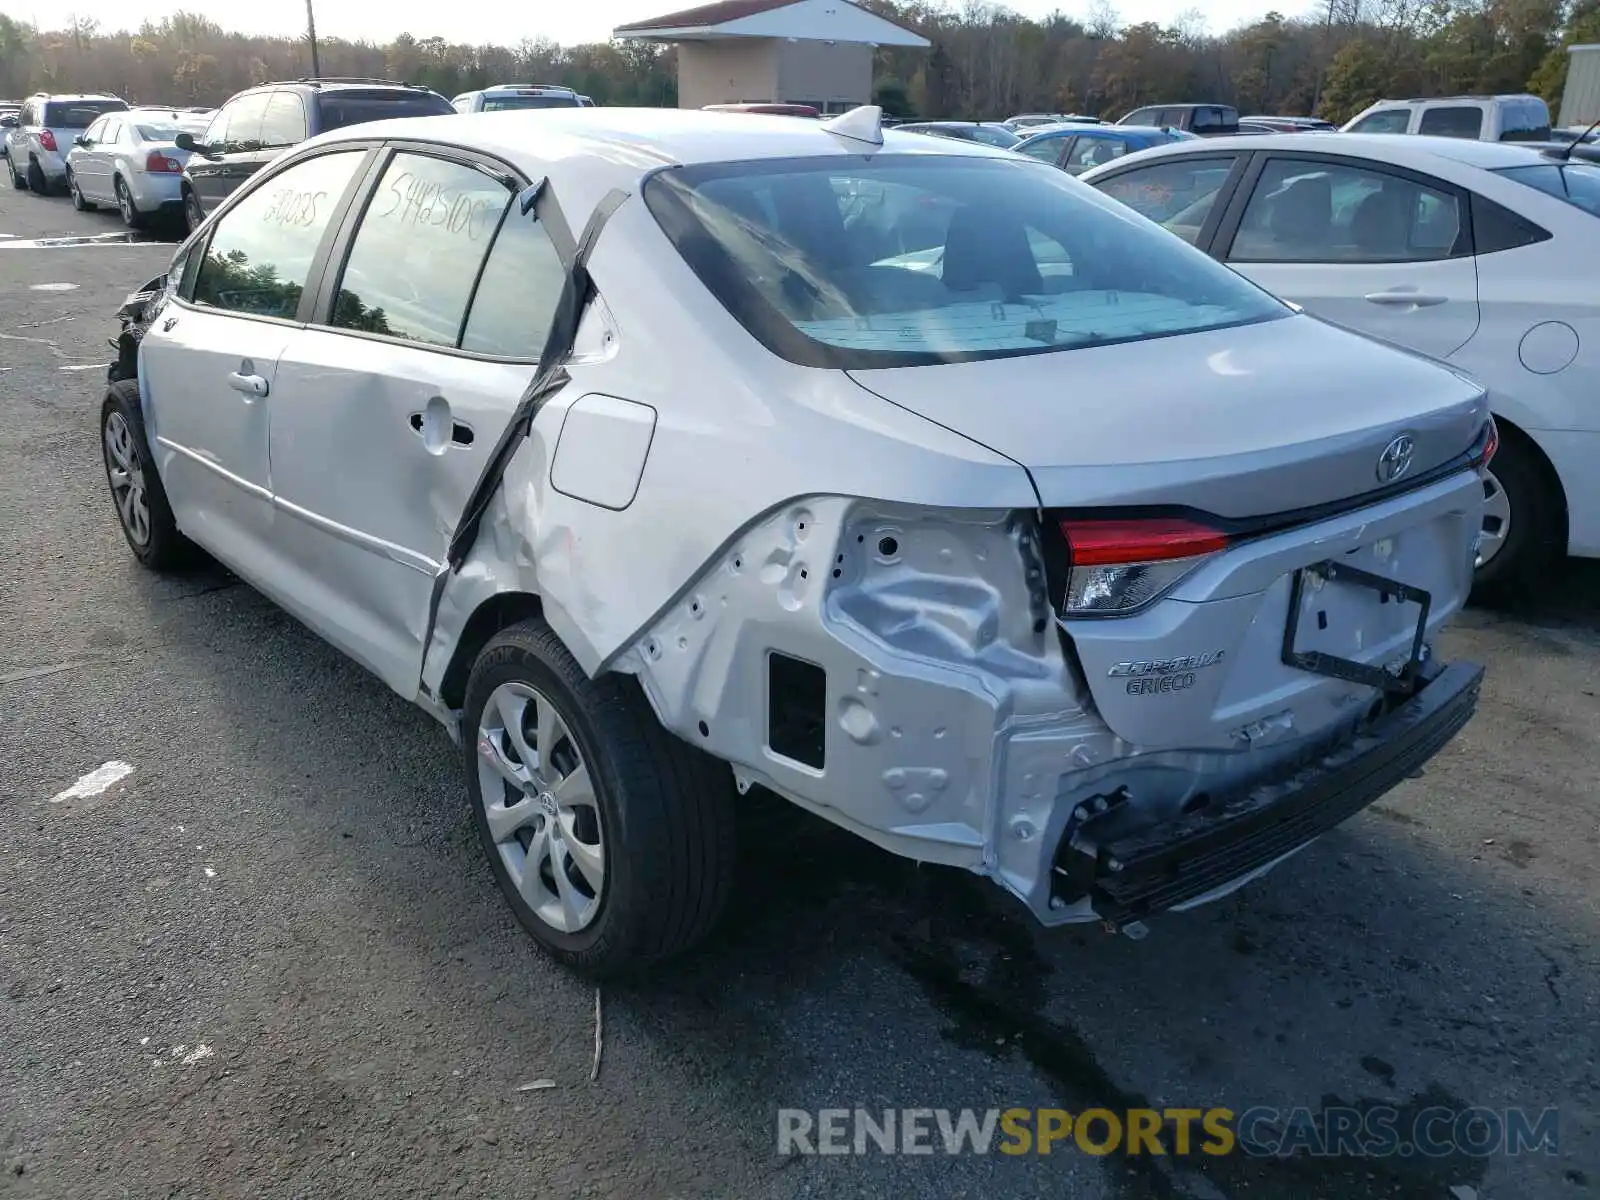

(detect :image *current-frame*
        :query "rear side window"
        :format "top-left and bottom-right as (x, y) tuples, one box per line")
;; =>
(44, 100), (127, 126)
(331, 152), (511, 346)
(1228, 158), (1464, 262)
(316, 91), (453, 130)
(1346, 108), (1411, 134)
(460, 211), (568, 358)
(1497, 99), (1551, 142)
(191, 150), (366, 319)
(1124, 108), (1158, 125)
(1093, 156), (1238, 244)
(1190, 106), (1238, 133)
(259, 92), (308, 150)
(1470, 190), (1553, 251)
(644, 155), (1285, 367)
(1417, 106), (1484, 139)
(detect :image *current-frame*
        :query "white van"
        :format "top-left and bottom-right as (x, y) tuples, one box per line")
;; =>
(1341, 94), (1551, 141)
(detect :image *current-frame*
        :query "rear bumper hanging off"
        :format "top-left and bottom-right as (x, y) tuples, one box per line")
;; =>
(1053, 660), (1484, 924)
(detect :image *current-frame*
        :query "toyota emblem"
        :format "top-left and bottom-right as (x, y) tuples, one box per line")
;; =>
(1376, 435), (1415, 484)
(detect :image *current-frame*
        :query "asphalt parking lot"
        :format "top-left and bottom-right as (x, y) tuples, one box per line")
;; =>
(1, 180), (1597, 1200)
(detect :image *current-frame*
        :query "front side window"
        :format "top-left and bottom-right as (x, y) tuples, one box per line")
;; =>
(1228, 158), (1463, 262)
(1493, 162), (1600, 217)
(1417, 105), (1484, 139)
(331, 152), (511, 346)
(191, 150), (366, 319)
(1018, 134), (1067, 163)
(221, 94), (269, 153)
(82, 117), (107, 143)
(1093, 156), (1238, 244)
(259, 93), (307, 150)
(1190, 106), (1237, 132)
(967, 125), (1019, 148)
(1064, 135), (1128, 173)
(645, 155), (1285, 367)
(1347, 108), (1411, 134)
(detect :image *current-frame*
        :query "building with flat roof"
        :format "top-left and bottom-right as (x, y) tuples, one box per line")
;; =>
(613, 0), (929, 113)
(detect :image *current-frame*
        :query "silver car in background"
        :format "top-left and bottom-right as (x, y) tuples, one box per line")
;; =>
(67, 109), (206, 227)
(5, 92), (128, 193)
(99, 106), (1490, 975)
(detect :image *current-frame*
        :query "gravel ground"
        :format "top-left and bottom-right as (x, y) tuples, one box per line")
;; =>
(1, 182), (1597, 1200)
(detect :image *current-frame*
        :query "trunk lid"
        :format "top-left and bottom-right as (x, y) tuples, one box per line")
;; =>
(847, 314), (1486, 517)
(849, 315), (1490, 752)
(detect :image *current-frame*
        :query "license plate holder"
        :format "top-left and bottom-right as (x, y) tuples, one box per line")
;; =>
(1281, 559), (1431, 695)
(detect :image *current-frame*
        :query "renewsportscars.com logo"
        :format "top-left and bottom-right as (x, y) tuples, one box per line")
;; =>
(776, 1106), (1560, 1158)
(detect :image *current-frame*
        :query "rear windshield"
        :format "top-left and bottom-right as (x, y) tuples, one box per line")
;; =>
(134, 123), (181, 141)
(644, 155), (1287, 368)
(44, 100), (127, 126)
(482, 93), (581, 111)
(1493, 162), (1600, 216)
(317, 92), (453, 130)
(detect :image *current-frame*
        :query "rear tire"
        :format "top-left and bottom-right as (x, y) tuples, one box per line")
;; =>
(1470, 426), (1564, 606)
(8, 157), (24, 189)
(100, 380), (198, 571)
(26, 159), (47, 194)
(462, 619), (737, 976)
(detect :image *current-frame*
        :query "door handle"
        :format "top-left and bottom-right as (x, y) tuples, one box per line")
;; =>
(409, 411), (474, 447)
(227, 371), (269, 398)
(1364, 290), (1447, 308)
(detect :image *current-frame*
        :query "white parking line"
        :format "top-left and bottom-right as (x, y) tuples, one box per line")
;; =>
(50, 761), (134, 803)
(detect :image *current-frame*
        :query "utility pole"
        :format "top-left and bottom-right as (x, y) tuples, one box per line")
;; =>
(306, 0), (322, 79)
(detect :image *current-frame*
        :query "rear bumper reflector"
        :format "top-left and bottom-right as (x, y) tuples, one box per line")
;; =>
(1055, 660), (1484, 923)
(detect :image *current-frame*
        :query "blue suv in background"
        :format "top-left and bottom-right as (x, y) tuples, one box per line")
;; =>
(1014, 124), (1196, 175)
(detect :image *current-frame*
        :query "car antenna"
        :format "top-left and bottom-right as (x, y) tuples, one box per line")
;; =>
(1554, 115), (1600, 162)
(821, 105), (884, 148)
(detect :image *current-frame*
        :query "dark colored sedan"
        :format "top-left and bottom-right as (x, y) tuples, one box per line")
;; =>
(1014, 124), (1195, 174)
(895, 121), (1021, 149)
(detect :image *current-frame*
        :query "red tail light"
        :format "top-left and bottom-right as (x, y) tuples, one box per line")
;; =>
(39, 129), (57, 151)
(1057, 516), (1232, 616)
(1476, 419), (1499, 467)
(145, 151), (181, 173)
(1060, 517), (1232, 566)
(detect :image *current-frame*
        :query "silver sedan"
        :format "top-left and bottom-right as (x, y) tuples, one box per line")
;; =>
(66, 110), (201, 227)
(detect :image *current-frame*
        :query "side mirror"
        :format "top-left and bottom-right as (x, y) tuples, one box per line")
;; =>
(174, 131), (196, 152)
(0, 114), (17, 128)
(74, 135), (89, 147)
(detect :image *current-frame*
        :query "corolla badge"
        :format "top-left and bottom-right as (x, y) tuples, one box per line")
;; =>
(1376, 435), (1415, 484)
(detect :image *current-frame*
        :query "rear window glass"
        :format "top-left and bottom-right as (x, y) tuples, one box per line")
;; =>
(134, 123), (180, 140)
(44, 100), (127, 126)
(644, 155), (1286, 368)
(317, 92), (452, 130)
(1493, 163), (1600, 216)
(481, 94), (582, 111)
(1497, 99), (1551, 142)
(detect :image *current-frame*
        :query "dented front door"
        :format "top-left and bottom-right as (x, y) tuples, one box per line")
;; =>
(263, 329), (531, 694)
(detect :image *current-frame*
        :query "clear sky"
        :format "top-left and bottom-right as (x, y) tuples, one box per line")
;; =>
(34, 0), (1310, 46)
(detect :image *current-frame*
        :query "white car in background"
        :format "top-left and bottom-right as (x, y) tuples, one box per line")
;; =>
(1083, 133), (1600, 599)
(66, 109), (202, 227)
(1341, 94), (1552, 142)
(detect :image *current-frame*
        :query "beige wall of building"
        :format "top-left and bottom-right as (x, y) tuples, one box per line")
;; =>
(775, 40), (873, 111)
(676, 40), (780, 108)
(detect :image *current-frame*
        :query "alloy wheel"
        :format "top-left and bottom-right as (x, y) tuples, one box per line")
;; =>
(117, 181), (134, 225)
(1477, 469), (1512, 569)
(103, 411), (151, 546)
(476, 681), (606, 934)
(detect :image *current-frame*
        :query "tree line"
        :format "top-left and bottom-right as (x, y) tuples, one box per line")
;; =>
(1, 0), (1596, 125)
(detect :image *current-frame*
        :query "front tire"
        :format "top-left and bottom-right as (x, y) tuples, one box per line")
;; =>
(115, 177), (147, 229)
(69, 170), (94, 210)
(100, 380), (197, 570)
(182, 188), (204, 234)
(1471, 426), (1565, 605)
(463, 620), (737, 976)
